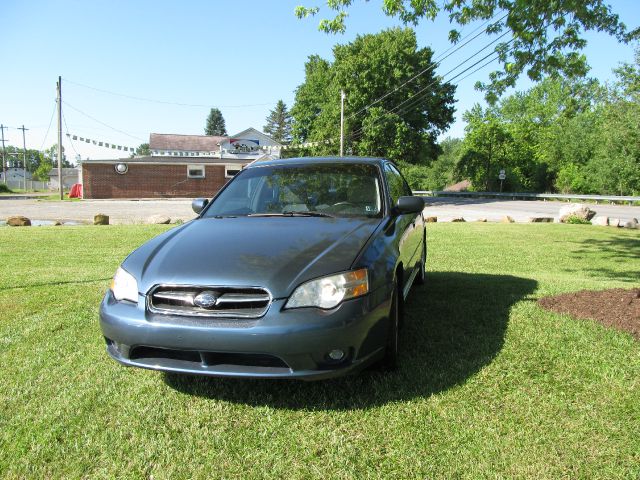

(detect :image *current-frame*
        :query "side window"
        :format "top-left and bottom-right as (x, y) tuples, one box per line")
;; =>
(384, 163), (411, 206)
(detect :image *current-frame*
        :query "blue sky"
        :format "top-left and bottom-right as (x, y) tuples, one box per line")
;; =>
(1, 0), (638, 160)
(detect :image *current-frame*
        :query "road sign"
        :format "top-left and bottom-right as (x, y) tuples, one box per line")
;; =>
(499, 173), (506, 180)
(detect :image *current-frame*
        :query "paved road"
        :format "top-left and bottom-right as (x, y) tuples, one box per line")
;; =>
(423, 197), (639, 223)
(0, 196), (638, 225)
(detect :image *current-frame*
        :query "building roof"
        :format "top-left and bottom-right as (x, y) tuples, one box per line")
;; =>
(149, 133), (225, 152)
(48, 168), (79, 177)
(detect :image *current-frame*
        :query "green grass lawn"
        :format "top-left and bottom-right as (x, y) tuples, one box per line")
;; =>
(0, 223), (638, 479)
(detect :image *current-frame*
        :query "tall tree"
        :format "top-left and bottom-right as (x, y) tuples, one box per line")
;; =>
(295, 1), (638, 103)
(263, 100), (292, 143)
(205, 108), (227, 136)
(291, 28), (455, 164)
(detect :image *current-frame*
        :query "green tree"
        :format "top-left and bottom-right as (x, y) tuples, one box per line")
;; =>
(34, 159), (53, 181)
(45, 144), (72, 168)
(134, 143), (151, 156)
(295, 0), (637, 102)
(291, 28), (455, 164)
(458, 107), (511, 191)
(3, 146), (44, 173)
(263, 100), (292, 143)
(205, 108), (227, 136)
(586, 48), (640, 195)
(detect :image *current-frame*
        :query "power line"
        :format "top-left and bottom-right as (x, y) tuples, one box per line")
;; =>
(61, 110), (79, 157)
(349, 33), (514, 140)
(39, 101), (57, 151)
(63, 78), (278, 109)
(346, 12), (508, 121)
(62, 101), (145, 142)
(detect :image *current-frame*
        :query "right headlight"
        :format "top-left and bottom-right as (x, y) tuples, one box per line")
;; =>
(285, 268), (369, 310)
(110, 266), (139, 303)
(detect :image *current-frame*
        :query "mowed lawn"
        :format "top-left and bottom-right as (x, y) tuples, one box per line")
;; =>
(0, 223), (638, 479)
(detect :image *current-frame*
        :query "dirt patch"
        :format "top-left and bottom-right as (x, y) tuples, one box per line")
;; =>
(538, 288), (640, 340)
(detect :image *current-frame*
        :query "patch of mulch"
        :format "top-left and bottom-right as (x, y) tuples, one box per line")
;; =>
(538, 288), (640, 340)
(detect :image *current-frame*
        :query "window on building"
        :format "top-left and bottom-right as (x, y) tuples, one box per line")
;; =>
(188, 165), (205, 179)
(225, 165), (242, 178)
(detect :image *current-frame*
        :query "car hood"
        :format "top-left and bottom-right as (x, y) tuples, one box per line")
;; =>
(124, 216), (381, 298)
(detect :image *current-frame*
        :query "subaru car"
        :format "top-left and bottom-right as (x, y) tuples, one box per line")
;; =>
(100, 157), (426, 380)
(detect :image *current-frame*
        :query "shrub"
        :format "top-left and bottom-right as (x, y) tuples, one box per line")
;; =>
(564, 215), (592, 225)
(0, 184), (12, 193)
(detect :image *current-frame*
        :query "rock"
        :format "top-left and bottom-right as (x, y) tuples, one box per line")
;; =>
(559, 203), (596, 223)
(53, 220), (63, 226)
(451, 217), (466, 222)
(591, 216), (609, 226)
(425, 216), (438, 223)
(609, 218), (621, 228)
(502, 216), (515, 223)
(94, 214), (109, 225)
(624, 218), (638, 229)
(6, 215), (31, 226)
(529, 217), (554, 223)
(147, 214), (171, 225)
(476, 218), (488, 222)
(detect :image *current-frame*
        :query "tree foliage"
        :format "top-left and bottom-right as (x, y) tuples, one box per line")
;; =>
(295, 0), (638, 103)
(291, 28), (455, 164)
(205, 108), (227, 136)
(135, 143), (151, 156)
(2, 146), (45, 173)
(263, 100), (293, 143)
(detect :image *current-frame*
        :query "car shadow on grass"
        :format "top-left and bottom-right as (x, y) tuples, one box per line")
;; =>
(164, 272), (537, 410)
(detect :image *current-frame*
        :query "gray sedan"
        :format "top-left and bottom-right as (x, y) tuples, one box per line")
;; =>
(100, 157), (426, 379)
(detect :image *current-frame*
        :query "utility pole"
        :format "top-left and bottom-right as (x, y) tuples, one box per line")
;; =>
(339, 90), (346, 157)
(56, 76), (63, 200)
(0, 124), (7, 184)
(18, 125), (29, 191)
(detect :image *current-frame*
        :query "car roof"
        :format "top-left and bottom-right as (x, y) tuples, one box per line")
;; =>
(247, 156), (390, 169)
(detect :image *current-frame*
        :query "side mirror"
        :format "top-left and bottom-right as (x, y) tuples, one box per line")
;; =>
(192, 198), (209, 214)
(395, 196), (424, 215)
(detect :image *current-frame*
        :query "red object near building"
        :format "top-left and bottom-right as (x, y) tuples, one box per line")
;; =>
(69, 183), (83, 198)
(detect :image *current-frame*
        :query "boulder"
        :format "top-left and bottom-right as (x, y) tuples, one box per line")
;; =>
(591, 216), (609, 226)
(6, 215), (31, 227)
(609, 218), (621, 228)
(624, 218), (638, 229)
(451, 217), (466, 222)
(502, 216), (515, 223)
(425, 216), (438, 223)
(94, 214), (109, 225)
(559, 203), (596, 223)
(147, 214), (171, 225)
(528, 217), (554, 223)
(53, 220), (63, 226)
(476, 218), (488, 222)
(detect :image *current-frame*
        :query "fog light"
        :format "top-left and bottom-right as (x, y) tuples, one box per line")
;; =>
(328, 349), (345, 361)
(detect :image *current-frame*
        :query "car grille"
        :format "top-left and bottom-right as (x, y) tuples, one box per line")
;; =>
(148, 285), (271, 318)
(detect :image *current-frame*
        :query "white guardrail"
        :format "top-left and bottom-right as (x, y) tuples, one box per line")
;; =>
(413, 191), (640, 204)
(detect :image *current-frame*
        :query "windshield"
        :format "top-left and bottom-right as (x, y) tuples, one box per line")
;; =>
(203, 163), (383, 218)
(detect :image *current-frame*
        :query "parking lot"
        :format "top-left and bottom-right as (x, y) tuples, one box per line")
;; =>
(0, 195), (639, 224)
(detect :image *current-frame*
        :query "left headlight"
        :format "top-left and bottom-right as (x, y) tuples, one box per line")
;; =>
(110, 266), (139, 303)
(285, 268), (369, 310)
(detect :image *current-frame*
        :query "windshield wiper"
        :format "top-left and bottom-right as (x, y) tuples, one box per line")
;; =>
(247, 211), (334, 218)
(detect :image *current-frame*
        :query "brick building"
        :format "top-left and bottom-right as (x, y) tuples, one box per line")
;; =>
(81, 128), (282, 199)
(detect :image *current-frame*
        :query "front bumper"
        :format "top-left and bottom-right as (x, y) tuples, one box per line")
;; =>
(99, 288), (391, 380)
